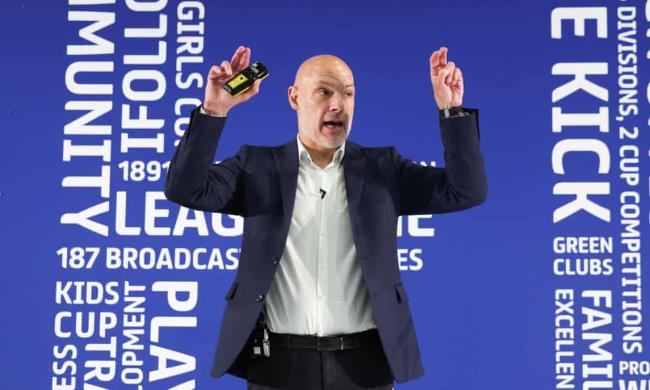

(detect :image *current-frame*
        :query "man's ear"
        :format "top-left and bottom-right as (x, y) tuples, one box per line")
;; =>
(288, 85), (299, 111)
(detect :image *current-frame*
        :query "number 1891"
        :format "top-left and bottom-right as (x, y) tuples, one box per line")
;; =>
(118, 160), (170, 182)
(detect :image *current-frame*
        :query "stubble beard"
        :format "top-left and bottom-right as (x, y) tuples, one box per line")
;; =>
(299, 114), (352, 150)
(318, 126), (348, 149)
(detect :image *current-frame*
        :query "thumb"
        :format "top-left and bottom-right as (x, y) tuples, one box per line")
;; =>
(251, 78), (262, 94)
(246, 78), (263, 97)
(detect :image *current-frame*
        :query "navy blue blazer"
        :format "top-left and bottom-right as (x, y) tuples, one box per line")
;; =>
(164, 104), (487, 384)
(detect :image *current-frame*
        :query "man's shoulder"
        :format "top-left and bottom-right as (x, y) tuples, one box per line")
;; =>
(353, 141), (394, 158)
(237, 144), (279, 168)
(360, 145), (393, 153)
(243, 139), (292, 152)
(243, 144), (280, 152)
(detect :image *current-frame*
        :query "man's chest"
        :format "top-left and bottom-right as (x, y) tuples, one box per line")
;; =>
(290, 164), (350, 233)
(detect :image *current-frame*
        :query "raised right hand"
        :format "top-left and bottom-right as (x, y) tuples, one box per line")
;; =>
(203, 46), (264, 116)
(430, 46), (464, 110)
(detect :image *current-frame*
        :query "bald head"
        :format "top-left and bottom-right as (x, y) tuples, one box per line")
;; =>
(293, 54), (354, 88)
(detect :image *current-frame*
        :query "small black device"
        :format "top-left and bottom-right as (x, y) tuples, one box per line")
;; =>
(223, 61), (270, 96)
(251, 309), (271, 358)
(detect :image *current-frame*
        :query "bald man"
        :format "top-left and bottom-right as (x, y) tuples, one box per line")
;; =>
(164, 46), (487, 390)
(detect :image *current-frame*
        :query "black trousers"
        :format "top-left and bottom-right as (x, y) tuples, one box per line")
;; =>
(245, 329), (394, 390)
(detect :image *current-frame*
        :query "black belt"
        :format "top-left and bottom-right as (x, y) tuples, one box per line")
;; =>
(268, 328), (380, 351)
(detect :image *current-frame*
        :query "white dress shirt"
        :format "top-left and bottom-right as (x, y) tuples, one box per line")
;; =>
(263, 133), (378, 336)
(199, 106), (377, 336)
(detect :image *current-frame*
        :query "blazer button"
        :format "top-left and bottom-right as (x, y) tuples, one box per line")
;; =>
(256, 294), (265, 302)
(272, 256), (280, 264)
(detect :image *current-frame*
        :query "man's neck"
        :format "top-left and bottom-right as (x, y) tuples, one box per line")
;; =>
(298, 134), (338, 169)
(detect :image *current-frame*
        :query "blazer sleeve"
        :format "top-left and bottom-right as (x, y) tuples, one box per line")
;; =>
(391, 107), (487, 215)
(164, 104), (248, 216)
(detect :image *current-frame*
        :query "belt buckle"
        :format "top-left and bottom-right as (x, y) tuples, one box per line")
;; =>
(316, 336), (344, 351)
(316, 337), (325, 351)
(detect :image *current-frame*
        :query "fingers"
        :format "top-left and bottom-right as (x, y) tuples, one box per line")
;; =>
(430, 46), (449, 77)
(208, 60), (233, 81)
(438, 61), (456, 86)
(452, 67), (462, 86)
(241, 47), (251, 70)
(209, 45), (252, 83)
(220, 60), (233, 77)
(231, 46), (251, 73)
(207, 45), (255, 92)
(430, 51), (440, 69)
(209, 65), (226, 80)
(230, 46), (245, 67)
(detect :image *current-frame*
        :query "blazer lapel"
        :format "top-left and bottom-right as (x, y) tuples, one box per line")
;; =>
(342, 141), (366, 218)
(273, 138), (299, 223)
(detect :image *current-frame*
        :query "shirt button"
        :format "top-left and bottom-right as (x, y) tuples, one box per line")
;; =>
(256, 294), (265, 302)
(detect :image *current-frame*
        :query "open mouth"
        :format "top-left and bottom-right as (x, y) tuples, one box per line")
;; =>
(323, 121), (344, 129)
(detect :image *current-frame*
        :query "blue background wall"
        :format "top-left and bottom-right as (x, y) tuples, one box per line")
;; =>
(1, 0), (647, 389)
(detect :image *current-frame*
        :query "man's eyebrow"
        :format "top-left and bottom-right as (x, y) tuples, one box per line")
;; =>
(315, 81), (355, 88)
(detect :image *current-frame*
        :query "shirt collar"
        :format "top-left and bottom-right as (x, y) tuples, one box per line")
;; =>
(296, 133), (345, 167)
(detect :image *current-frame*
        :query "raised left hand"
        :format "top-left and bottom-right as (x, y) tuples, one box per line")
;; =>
(430, 47), (464, 110)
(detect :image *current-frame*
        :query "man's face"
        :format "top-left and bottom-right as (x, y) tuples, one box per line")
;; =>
(288, 59), (355, 150)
